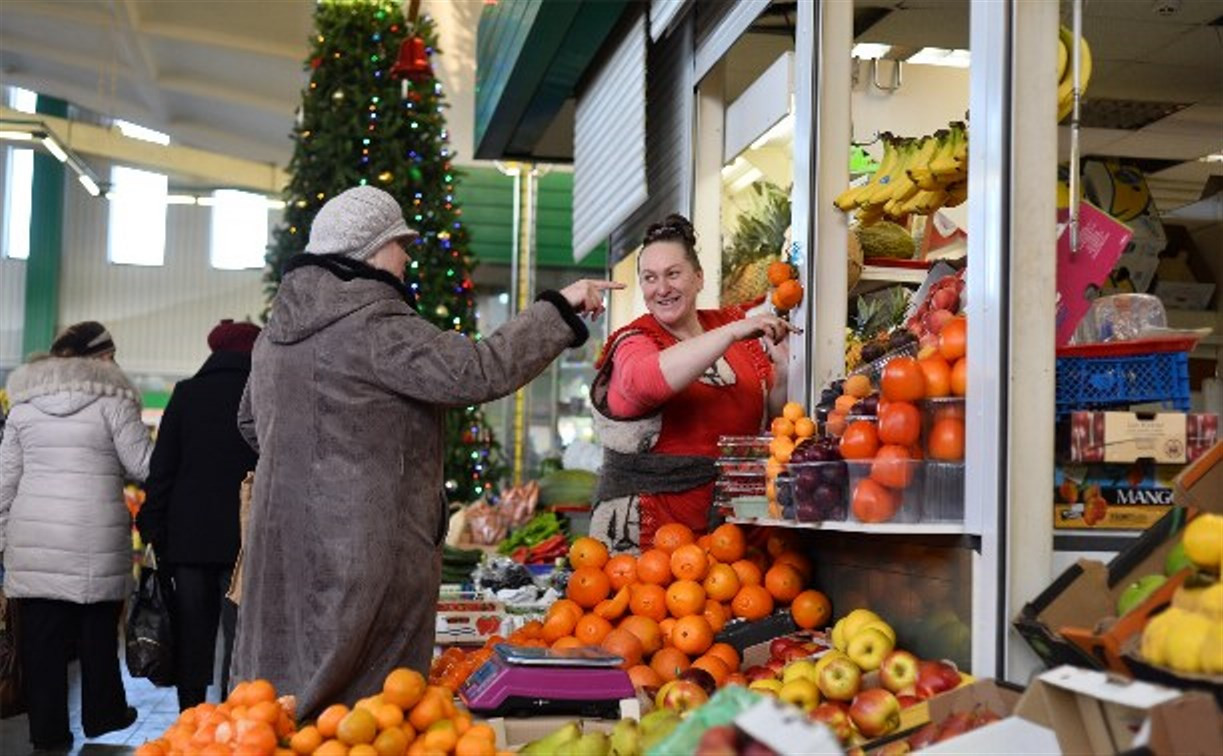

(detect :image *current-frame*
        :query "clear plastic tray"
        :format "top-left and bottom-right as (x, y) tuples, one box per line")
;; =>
(923, 462), (965, 522)
(846, 459), (924, 524)
(782, 461), (849, 523)
(717, 435), (772, 458)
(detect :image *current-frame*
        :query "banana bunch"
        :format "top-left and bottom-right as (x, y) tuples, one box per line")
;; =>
(833, 122), (968, 226)
(1057, 25), (1093, 122)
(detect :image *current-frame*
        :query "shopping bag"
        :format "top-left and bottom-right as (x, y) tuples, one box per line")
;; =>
(0, 588), (24, 719)
(125, 548), (175, 686)
(226, 471), (255, 605)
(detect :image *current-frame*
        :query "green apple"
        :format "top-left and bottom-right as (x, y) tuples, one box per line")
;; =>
(1165, 541), (1193, 576)
(1117, 574), (1166, 617)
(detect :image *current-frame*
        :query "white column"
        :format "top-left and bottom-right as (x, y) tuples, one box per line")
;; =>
(694, 61), (725, 309)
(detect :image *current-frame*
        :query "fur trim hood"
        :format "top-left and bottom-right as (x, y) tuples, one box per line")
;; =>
(5, 355), (141, 416)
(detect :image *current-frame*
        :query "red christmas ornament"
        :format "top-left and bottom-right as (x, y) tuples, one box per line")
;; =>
(310, 56), (323, 70)
(390, 35), (432, 83)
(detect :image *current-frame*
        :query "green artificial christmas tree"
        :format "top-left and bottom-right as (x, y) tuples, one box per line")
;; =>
(265, 0), (506, 503)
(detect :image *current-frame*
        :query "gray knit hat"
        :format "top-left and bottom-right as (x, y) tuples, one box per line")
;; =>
(304, 186), (418, 260)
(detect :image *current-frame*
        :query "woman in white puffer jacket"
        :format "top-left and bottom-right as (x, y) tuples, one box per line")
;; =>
(0, 321), (152, 750)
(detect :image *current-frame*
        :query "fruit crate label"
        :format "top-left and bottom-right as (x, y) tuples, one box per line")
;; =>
(1070, 412), (1217, 465)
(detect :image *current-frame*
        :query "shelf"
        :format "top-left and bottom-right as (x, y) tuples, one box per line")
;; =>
(859, 264), (930, 285)
(726, 516), (967, 535)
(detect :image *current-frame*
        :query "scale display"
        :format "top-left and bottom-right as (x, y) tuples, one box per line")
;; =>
(459, 644), (635, 718)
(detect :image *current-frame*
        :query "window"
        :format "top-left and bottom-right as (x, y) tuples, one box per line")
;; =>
(108, 165), (167, 266)
(2, 87), (37, 260)
(209, 189), (269, 270)
(114, 119), (170, 145)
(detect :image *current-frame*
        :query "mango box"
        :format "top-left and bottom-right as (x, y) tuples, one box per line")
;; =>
(1054, 461), (1179, 531)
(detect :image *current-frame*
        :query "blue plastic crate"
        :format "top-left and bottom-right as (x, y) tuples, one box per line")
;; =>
(1056, 351), (1190, 416)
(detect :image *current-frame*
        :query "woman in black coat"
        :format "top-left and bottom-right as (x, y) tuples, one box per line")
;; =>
(137, 320), (259, 710)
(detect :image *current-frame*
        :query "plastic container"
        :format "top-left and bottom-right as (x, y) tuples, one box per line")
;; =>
(716, 457), (767, 477)
(717, 435), (772, 458)
(1055, 351), (1191, 416)
(920, 397), (966, 461)
(783, 461), (849, 523)
(923, 462), (965, 522)
(849, 340), (919, 385)
(1072, 293), (1166, 344)
(846, 459), (924, 524)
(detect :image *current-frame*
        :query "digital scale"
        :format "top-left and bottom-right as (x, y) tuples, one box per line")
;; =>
(458, 644), (635, 718)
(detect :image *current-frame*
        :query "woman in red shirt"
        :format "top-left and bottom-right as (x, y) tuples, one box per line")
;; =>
(590, 214), (795, 550)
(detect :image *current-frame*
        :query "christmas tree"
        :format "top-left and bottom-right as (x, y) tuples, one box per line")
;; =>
(265, 0), (506, 503)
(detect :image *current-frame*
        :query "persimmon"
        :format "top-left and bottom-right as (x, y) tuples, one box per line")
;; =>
(919, 356), (952, 398)
(665, 580), (707, 617)
(940, 317), (967, 361)
(880, 357), (926, 402)
(877, 401), (921, 447)
(929, 417), (965, 461)
(839, 420), (879, 460)
(951, 357), (967, 396)
(870, 444), (916, 489)
(852, 478), (899, 523)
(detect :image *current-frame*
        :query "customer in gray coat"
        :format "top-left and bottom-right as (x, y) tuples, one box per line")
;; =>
(231, 185), (621, 718)
(0, 322), (152, 750)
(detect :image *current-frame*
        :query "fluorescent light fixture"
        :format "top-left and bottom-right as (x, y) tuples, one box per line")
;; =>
(78, 174), (100, 196)
(115, 119), (171, 145)
(906, 47), (971, 68)
(749, 114), (794, 152)
(0, 130), (34, 141)
(852, 43), (891, 60)
(266, 199), (286, 210)
(195, 197), (217, 207)
(166, 194), (197, 205)
(41, 136), (68, 162)
(1199, 152), (1223, 163)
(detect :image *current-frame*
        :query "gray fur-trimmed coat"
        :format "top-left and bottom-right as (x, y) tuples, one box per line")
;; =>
(0, 356), (152, 603)
(231, 254), (586, 718)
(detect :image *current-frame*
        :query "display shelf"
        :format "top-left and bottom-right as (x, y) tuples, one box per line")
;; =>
(858, 264), (930, 285)
(726, 516), (967, 535)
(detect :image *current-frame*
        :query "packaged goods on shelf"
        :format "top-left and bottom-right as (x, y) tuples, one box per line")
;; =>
(1054, 461), (1181, 530)
(1066, 410), (1218, 465)
(1153, 224), (1217, 311)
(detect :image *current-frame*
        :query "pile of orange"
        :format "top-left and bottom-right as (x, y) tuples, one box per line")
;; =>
(551, 527), (827, 692)
(766, 401), (818, 516)
(136, 678), (293, 756)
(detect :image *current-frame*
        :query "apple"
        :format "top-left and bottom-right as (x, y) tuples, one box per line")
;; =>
(879, 650), (919, 693)
(782, 659), (819, 684)
(770, 637), (797, 659)
(810, 702), (853, 742)
(782, 645), (813, 663)
(749, 678), (783, 696)
(778, 678), (820, 712)
(876, 742), (911, 756)
(847, 628), (894, 672)
(849, 689), (901, 737)
(934, 711), (973, 742)
(859, 619), (897, 645)
(814, 650), (849, 679)
(742, 742), (777, 756)
(817, 655), (861, 702)
(744, 665), (777, 683)
(696, 725), (739, 756)
(679, 667), (717, 696)
(907, 723), (939, 750)
(656, 679), (708, 713)
(724, 673), (748, 688)
(896, 695), (921, 709)
(765, 658), (787, 675)
(916, 660), (960, 699)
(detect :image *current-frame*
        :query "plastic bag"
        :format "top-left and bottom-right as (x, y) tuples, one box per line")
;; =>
(465, 500), (507, 545)
(125, 552), (175, 687)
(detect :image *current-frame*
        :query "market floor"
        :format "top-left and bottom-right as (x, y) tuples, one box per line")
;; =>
(0, 654), (226, 755)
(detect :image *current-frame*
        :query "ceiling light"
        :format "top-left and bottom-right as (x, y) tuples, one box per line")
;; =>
(266, 199), (287, 210)
(906, 47), (971, 68)
(115, 119), (171, 145)
(1200, 153), (1223, 163)
(166, 195), (198, 205)
(0, 130), (35, 141)
(41, 136), (68, 162)
(852, 43), (892, 60)
(78, 174), (100, 196)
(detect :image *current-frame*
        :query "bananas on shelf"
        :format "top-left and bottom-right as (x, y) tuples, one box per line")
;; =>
(1057, 25), (1093, 123)
(833, 122), (968, 227)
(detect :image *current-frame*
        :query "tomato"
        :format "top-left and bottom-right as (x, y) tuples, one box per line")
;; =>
(877, 401), (921, 447)
(839, 420), (880, 460)
(940, 317), (967, 361)
(951, 357), (968, 396)
(918, 356), (951, 398)
(881, 357), (926, 402)
(870, 444), (915, 489)
(928, 417), (965, 461)
(851, 478), (898, 523)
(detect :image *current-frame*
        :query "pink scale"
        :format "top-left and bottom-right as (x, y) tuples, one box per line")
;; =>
(459, 644), (635, 718)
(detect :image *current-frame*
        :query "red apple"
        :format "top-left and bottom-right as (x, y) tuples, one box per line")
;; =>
(849, 689), (902, 737)
(810, 702), (853, 742)
(657, 679), (709, 713)
(765, 658), (786, 675)
(907, 723), (939, 750)
(817, 656), (862, 702)
(896, 694), (921, 709)
(934, 711), (973, 742)
(896, 684), (917, 698)
(770, 637), (796, 659)
(916, 660), (960, 699)
(782, 645), (813, 662)
(879, 650), (920, 694)
(679, 667), (717, 696)
(744, 665), (776, 683)
(696, 725), (739, 756)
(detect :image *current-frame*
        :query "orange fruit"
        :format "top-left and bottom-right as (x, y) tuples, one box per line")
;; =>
(835, 394), (859, 415)
(794, 417), (817, 439)
(627, 664), (663, 689)
(566, 567), (611, 608)
(844, 374), (873, 398)
(547, 599), (584, 625)
(769, 435), (796, 463)
(772, 279), (803, 310)
(372, 703), (404, 731)
(951, 357), (967, 396)
(919, 356), (952, 398)
(764, 564), (804, 604)
(659, 617), (677, 646)
(600, 628), (644, 669)
(541, 610), (578, 643)
(455, 730), (495, 756)
(603, 555), (638, 590)
(594, 586), (631, 621)
(839, 420), (880, 460)
(870, 444), (915, 490)
(671, 615), (714, 656)
(790, 590), (832, 630)
(651, 646), (691, 682)
(246, 679), (277, 704)
(574, 613), (613, 646)
(338, 708), (379, 746)
(773, 551), (814, 583)
(407, 690), (447, 731)
(551, 635), (583, 650)
(372, 727), (409, 756)
(767, 260), (795, 286)
(654, 523), (696, 554)
(314, 740), (349, 756)
(771, 416), (795, 438)
(515, 619), (544, 640)
(730, 559), (763, 587)
(692, 655), (731, 686)
(881, 357), (927, 403)
(636, 549), (674, 586)
(629, 583), (668, 622)
(422, 722), (458, 753)
(703, 563), (741, 602)
(707, 642), (741, 671)
(708, 524), (746, 563)
(782, 402), (805, 422)
(670, 544), (710, 581)
(665, 580), (707, 618)
(929, 416), (965, 460)
(619, 615), (663, 655)
(703, 600), (728, 634)
(731, 585), (775, 621)
(350, 746), (380, 756)
(940, 317), (967, 361)
(239, 721), (279, 752)
(317, 704), (350, 739)
(136, 744), (167, 756)
(569, 537), (609, 570)
(248, 700), (281, 725)
(465, 724), (495, 743)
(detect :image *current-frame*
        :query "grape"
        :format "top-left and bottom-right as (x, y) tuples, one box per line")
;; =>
(776, 475), (795, 509)
(796, 468), (820, 495)
(819, 461), (848, 487)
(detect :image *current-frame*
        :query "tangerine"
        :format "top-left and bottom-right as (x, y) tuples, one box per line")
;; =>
(651, 647), (691, 682)
(773, 279), (804, 310)
(692, 655), (731, 686)
(372, 728), (409, 756)
(703, 563), (741, 602)
(919, 356), (952, 398)
(671, 615), (715, 656)
(653, 523), (695, 554)
(703, 599), (729, 633)
(317, 704), (350, 739)
(627, 665), (663, 690)
(880, 357), (926, 403)
(619, 615), (663, 655)
(248, 700), (282, 725)
(951, 357), (967, 396)
(569, 537), (609, 570)
(239, 721), (280, 752)
(659, 617), (677, 646)
(773, 551), (814, 582)
(670, 544), (710, 581)
(794, 417), (817, 439)
(665, 580), (707, 617)
(790, 590), (832, 630)
(574, 614), (613, 646)
(782, 402), (805, 422)
(764, 564), (804, 603)
(628, 583), (668, 622)
(600, 628), (644, 669)
(731, 559), (763, 587)
(767, 260), (796, 286)
(940, 318), (967, 362)
(825, 411), (848, 437)
(771, 416), (795, 438)
(636, 549), (673, 585)
(603, 555), (638, 590)
(706, 642), (741, 671)
(373, 703), (404, 731)
(551, 636), (583, 650)
(731, 585), (775, 621)
(314, 740), (348, 756)
(547, 600), (584, 625)
(929, 417), (965, 461)
(540, 610), (578, 643)
(834, 394), (859, 415)
(708, 524), (746, 563)
(246, 679), (277, 704)
(566, 567), (611, 608)
(338, 709), (378, 746)
(594, 586), (631, 621)
(769, 435), (796, 463)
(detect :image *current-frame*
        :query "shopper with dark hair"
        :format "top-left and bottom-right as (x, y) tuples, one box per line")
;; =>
(137, 319), (261, 710)
(590, 214), (795, 549)
(0, 322), (150, 750)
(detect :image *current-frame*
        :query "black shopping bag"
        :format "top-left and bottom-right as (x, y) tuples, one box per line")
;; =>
(125, 550), (175, 687)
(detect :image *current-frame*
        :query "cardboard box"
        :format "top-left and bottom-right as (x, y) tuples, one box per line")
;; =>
(1172, 440), (1223, 514)
(1054, 461), (1181, 530)
(484, 700), (639, 750)
(1083, 159), (1167, 293)
(1153, 224), (1217, 311)
(886, 679), (1045, 754)
(1016, 507), (1195, 671)
(1067, 411), (1219, 465)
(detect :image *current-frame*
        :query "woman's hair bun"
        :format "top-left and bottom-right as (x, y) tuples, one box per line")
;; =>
(643, 213), (696, 250)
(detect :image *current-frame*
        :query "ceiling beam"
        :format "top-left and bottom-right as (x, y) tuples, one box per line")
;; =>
(113, 0), (168, 120)
(157, 74), (298, 116)
(138, 20), (305, 62)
